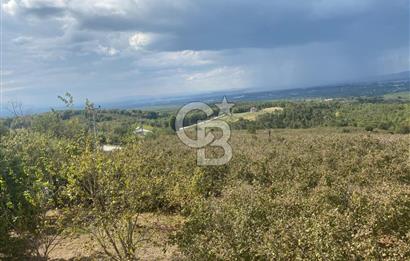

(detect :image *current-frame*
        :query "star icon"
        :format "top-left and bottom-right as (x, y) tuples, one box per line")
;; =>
(216, 96), (234, 116)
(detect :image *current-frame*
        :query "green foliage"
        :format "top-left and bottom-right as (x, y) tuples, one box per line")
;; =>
(174, 133), (410, 260)
(169, 115), (176, 131)
(57, 92), (74, 108)
(1, 96), (409, 259)
(64, 147), (151, 260)
(0, 130), (75, 258)
(232, 101), (410, 134)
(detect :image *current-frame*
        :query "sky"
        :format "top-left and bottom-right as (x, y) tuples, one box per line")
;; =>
(1, 0), (409, 110)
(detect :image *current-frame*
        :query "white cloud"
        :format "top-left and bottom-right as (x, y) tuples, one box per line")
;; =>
(185, 66), (244, 81)
(2, 0), (67, 15)
(137, 50), (215, 67)
(12, 36), (33, 45)
(2, 0), (19, 15)
(20, 0), (66, 9)
(68, 0), (131, 17)
(180, 66), (249, 93)
(129, 32), (151, 50)
(164, 50), (213, 65)
(96, 44), (119, 56)
(1, 86), (26, 93)
(0, 80), (26, 93)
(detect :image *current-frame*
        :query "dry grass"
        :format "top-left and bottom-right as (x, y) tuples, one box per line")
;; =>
(223, 106), (284, 122)
(260, 106), (283, 113)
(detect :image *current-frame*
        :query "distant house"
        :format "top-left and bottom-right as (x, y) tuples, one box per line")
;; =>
(134, 126), (153, 136)
(102, 144), (122, 152)
(250, 107), (258, 113)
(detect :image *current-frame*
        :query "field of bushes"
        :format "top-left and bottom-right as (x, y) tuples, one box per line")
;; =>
(1, 123), (409, 259)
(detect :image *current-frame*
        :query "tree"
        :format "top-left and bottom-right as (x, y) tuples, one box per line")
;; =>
(169, 116), (177, 131)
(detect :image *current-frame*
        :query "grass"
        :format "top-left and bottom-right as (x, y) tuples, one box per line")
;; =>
(223, 106), (283, 122)
(383, 91), (410, 101)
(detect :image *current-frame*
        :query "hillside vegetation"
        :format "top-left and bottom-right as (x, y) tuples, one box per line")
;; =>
(0, 97), (409, 260)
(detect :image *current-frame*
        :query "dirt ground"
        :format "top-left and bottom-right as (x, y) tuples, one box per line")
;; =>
(48, 213), (184, 260)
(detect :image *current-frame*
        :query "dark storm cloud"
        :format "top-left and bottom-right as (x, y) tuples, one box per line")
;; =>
(5, 0), (409, 52)
(67, 0), (409, 52)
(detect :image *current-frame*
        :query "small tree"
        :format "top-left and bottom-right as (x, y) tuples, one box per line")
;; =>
(169, 116), (177, 132)
(66, 148), (151, 260)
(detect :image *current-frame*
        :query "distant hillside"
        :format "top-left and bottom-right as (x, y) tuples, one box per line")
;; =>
(230, 79), (409, 102)
(107, 78), (409, 110)
(364, 71), (409, 82)
(1, 73), (408, 117)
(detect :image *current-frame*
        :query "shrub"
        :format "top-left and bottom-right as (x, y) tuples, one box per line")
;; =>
(396, 124), (410, 134)
(174, 133), (410, 260)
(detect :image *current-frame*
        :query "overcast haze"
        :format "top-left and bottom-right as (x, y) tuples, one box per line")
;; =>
(1, 0), (409, 109)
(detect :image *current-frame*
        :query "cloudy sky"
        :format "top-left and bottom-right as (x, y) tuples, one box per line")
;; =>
(1, 0), (409, 109)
